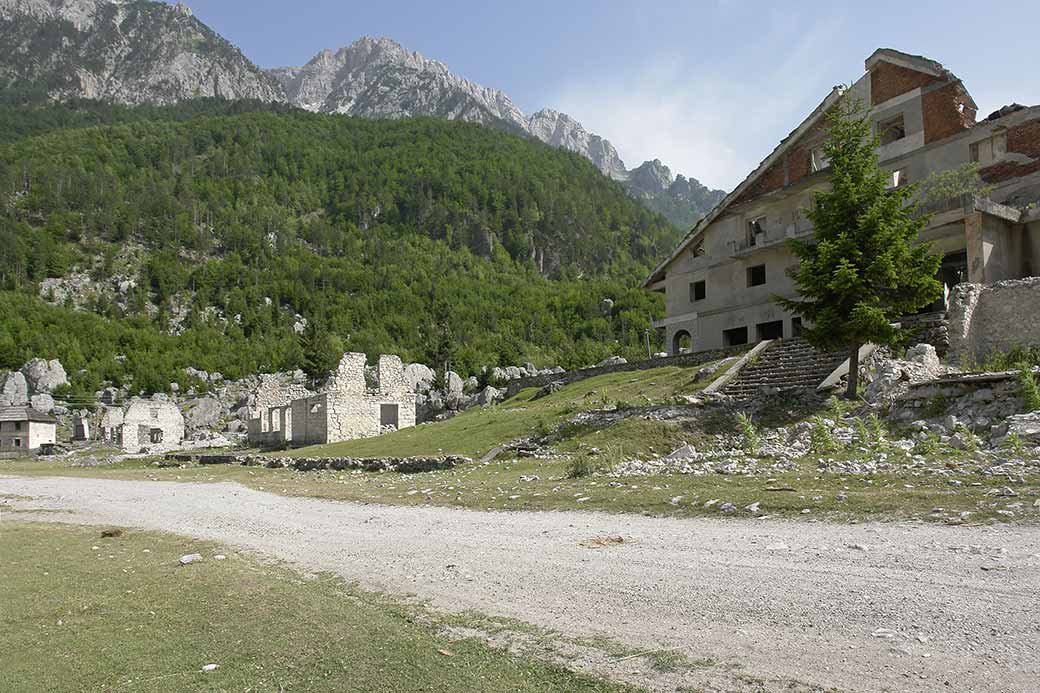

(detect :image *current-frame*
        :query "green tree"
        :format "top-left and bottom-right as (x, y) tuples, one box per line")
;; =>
(779, 98), (942, 398)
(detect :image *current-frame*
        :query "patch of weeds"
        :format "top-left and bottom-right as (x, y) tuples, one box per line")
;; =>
(982, 345), (1040, 372)
(1018, 366), (1040, 412)
(566, 451), (599, 479)
(735, 412), (759, 453)
(913, 431), (944, 456)
(955, 424), (981, 453)
(923, 395), (950, 419)
(809, 416), (839, 454)
(1002, 432), (1027, 457)
(824, 396), (850, 421)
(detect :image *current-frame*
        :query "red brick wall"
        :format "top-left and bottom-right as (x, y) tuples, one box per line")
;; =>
(870, 61), (939, 105)
(732, 118), (829, 206)
(922, 82), (977, 144)
(980, 118), (1040, 183)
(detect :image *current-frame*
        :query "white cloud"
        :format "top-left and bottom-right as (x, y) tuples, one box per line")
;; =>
(548, 18), (844, 191)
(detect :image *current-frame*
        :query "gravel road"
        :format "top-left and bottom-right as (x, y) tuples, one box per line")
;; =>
(3, 475), (1039, 692)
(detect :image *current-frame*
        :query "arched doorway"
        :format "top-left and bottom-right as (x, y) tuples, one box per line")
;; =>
(672, 330), (692, 355)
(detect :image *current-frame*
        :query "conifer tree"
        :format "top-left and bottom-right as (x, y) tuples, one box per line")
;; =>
(780, 98), (942, 398)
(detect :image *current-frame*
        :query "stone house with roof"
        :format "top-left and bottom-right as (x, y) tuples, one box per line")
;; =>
(644, 49), (1040, 355)
(0, 406), (57, 453)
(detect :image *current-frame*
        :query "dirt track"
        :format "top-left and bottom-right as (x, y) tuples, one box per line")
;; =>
(3, 475), (1039, 692)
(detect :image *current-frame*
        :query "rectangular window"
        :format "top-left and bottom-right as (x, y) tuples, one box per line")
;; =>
(723, 326), (749, 347)
(791, 317), (803, 337)
(690, 280), (706, 302)
(810, 146), (830, 172)
(14, 421), (22, 431)
(878, 114), (906, 145)
(887, 169), (908, 189)
(747, 264), (766, 287)
(970, 131), (1007, 165)
(756, 320), (784, 341)
(14, 438), (22, 448)
(747, 216), (766, 246)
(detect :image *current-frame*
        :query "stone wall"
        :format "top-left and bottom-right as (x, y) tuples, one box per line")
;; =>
(948, 278), (1040, 362)
(290, 353), (417, 446)
(505, 345), (750, 398)
(169, 453), (469, 474)
(121, 398), (185, 453)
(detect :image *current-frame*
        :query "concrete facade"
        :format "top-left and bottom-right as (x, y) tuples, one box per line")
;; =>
(0, 406), (57, 452)
(645, 49), (1040, 355)
(290, 353), (417, 447)
(947, 277), (1040, 362)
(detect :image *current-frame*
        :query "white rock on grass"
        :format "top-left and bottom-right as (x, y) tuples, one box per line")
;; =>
(201, 664), (219, 673)
(179, 553), (203, 565)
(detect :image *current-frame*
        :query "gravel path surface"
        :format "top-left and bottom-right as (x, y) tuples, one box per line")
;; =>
(3, 475), (1039, 692)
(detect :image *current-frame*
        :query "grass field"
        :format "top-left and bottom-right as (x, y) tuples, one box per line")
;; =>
(287, 364), (722, 459)
(2, 361), (1037, 525)
(0, 521), (634, 693)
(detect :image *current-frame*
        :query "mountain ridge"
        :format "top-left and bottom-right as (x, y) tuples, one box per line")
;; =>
(0, 0), (725, 227)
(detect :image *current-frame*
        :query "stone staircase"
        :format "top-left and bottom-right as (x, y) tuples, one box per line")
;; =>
(899, 310), (949, 357)
(723, 338), (847, 400)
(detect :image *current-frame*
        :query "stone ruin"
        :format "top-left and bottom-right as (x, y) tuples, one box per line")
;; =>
(245, 373), (314, 448)
(98, 397), (185, 454)
(288, 353), (416, 447)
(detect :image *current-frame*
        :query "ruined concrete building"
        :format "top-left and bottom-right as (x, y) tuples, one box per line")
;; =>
(645, 49), (1040, 354)
(99, 397), (185, 453)
(289, 353), (416, 447)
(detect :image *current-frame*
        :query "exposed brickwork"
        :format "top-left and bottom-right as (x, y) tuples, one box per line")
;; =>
(870, 61), (939, 105)
(732, 118), (829, 206)
(922, 82), (976, 144)
(980, 118), (1040, 183)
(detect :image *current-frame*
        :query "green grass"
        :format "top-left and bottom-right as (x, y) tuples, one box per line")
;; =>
(0, 522), (634, 693)
(288, 364), (721, 460)
(5, 449), (1036, 524)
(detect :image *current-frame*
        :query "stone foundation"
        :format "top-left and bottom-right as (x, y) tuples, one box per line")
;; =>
(948, 278), (1040, 362)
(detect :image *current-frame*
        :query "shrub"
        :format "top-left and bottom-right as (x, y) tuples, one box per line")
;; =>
(735, 412), (759, 453)
(912, 431), (944, 457)
(1018, 367), (1040, 412)
(566, 451), (597, 479)
(1002, 432), (1026, 457)
(810, 416), (839, 454)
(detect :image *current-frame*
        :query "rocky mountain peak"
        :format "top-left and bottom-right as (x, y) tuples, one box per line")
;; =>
(627, 159), (675, 196)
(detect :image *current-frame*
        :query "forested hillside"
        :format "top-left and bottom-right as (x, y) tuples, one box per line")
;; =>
(0, 98), (674, 399)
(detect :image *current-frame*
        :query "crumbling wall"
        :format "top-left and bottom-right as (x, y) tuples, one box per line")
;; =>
(121, 398), (185, 453)
(248, 373), (314, 445)
(948, 278), (1040, 361)
(289, 353), (416, 446)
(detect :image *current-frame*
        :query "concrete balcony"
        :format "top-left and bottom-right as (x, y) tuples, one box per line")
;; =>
(727, 222), (814, 258)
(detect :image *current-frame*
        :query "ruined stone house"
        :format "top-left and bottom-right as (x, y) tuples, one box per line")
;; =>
(245, 374), (314, 447)
(645, 49), (1040, 355)
(99, 398), (185, 453)
(290, 353), (416, 447)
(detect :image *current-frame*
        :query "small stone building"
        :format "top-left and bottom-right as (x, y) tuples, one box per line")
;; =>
(291, 353), (416, 446)
(99, 398), (185, 453)
(0, 406), (57, 453)
(246, 374), (314, 448)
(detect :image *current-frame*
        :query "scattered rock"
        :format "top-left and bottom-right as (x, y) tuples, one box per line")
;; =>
(201, 664), (219, 673)
(179, 553), (204, 565)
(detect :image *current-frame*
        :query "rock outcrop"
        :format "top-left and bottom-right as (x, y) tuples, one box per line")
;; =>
(0, 0), (284, 105)
(21, 358), (68, 394)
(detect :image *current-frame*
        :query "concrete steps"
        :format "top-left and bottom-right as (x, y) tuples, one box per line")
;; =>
(723, 338), (846, 400)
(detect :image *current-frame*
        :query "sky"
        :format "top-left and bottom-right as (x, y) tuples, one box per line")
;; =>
(175, 0), (1040, 191)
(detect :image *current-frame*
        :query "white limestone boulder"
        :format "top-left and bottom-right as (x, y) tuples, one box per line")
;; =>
(21, 358), (68, 394)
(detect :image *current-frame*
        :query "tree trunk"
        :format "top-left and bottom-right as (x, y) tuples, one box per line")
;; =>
(845, 342), (861, 399)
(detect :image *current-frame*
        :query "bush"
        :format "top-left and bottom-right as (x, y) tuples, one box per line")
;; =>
(1018, 367), (1040, 412)
(735, 412), (759, 453)
(809, 416), (839, 454)
(566, 451), (598, 479)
